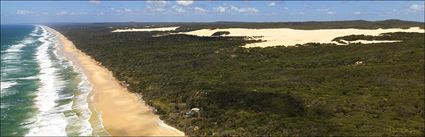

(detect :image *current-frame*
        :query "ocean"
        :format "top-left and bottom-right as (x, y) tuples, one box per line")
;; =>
(1, 25), (106, 136)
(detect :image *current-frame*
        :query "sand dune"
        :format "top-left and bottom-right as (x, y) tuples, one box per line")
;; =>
(112, 26), (179, 32)
(45, 26), (185, 136)
(341, 40), (402, 44)
(179, 27), (424, 47)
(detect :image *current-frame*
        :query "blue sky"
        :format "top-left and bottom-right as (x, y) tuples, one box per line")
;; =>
(1, 1), (424, 24)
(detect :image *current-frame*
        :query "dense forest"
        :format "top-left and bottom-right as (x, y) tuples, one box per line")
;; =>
(49, 20), (424, 136)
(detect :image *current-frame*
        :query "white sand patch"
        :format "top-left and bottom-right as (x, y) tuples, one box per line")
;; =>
(347, 40), (402, 44)
(112, 26), (179, 32)
(178, 27), (424, 48)
(331, 39), (403, 45)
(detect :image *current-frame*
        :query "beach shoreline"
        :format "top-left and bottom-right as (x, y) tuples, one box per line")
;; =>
(44, 26), (185, 136)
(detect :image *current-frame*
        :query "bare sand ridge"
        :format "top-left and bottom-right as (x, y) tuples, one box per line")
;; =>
(341, 40), (402, 44)
(112, 26), (179, 32)
(179, 27), (424, 47)
(45, 26), (185, 136)
(110, 26), (424, 47)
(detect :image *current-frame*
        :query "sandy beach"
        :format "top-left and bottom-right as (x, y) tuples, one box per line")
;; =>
(44, 26), (185, 136)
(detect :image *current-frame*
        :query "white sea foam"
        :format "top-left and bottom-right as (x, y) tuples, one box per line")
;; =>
(49, 31), (95, 135)
(1, 59), (22, 64)
(18, 76), (39, 80)
(26, 25), (95, 136)
(0, 76), (39, 82)
(29, 26), (41, 37)
(0, 81), (17, 91)
(26, 26), (68, 136)
(0, 81), (18, 97)
(4, 44), (26, 53)
(1, 35), (35, 79)
(0, 102), (11, 109)
(4, 38), (34, 53)
(1, 66), (23, 73)
(0, 32), (36, 97)
(73, 73), (94, 135)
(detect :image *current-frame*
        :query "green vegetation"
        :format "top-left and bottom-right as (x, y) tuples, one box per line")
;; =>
(332, 32), (420, 42)
(211, 31), (230, 37)
(49, 21), (424, 136)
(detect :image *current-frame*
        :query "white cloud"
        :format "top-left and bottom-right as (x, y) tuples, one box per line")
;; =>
(124, 8), (132, 12)
(268, 2), (275, 7)
(354, 11), (361, 15)
(214, 5), (259, 14)
(16, 9), (33, 15)
(146, 0), (168, 7)
(41, 12), (49, 15)
(172, 5), (185, 13)
(290, 11), (305, 15)
(145, 5), (166, 13)
(16, 9), (51, 16)
(230, 5), (259, 14)
(318, 8), (335, 15)
(176, 0), (193, 6)
(56, 11), (69, 16)
(145, 0), (168, 14)
(407, 4), (424, 13)
(69, 12), (87, 15)
(56, 11), (87, 16)
(109, 8), (135, 14)
(194, 7), (207, 14)
(326, 11), (335, 15)
(317, 8), (329, 12)
(214, 6), (226, 13)
(16, 10), (84, 16)
(89, 0), (101, 4)
(110, 8), (122, 13)
(96, 12), (105, 16)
